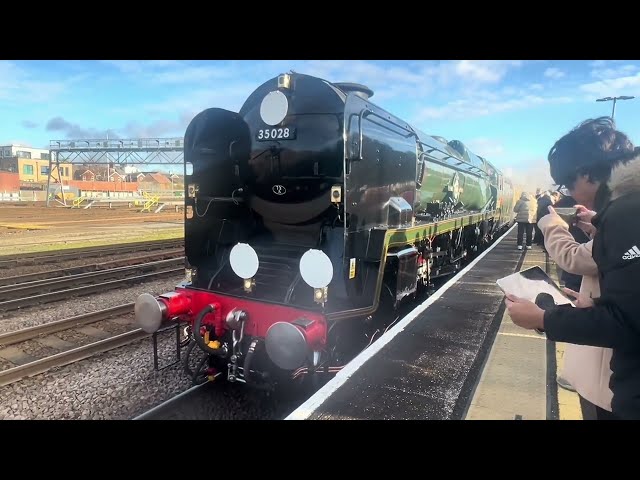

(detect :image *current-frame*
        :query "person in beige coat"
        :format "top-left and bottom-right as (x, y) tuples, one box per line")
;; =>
(512, 192), (537, 250)
(537, 210), (613, 418)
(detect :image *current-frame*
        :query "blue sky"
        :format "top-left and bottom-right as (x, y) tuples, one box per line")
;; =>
(2, 60), (640, 191)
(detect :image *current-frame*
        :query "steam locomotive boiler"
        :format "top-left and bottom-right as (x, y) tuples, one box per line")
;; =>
(134, 72), (515, 389)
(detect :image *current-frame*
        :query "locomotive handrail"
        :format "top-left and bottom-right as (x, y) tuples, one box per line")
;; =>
(422, 144), (465, 166)
(356, 108), (418, 161)
(422, 151), (485, 179)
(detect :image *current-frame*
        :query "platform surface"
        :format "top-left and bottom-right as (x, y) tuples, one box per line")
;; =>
(286, 225), (582, 420)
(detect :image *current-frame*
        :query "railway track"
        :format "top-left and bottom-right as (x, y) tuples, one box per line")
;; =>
(0, 258), (184, 313)
(0, 248), (184, 287)
(0, 238), (184, 269)
(0, 304), (149, 387)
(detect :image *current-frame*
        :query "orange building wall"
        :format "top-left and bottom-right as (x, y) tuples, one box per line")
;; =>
(0, 171), (20, 192)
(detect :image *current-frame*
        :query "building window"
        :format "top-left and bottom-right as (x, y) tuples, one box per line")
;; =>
(3, 149), (10, 157)
(41, 166), (49, 175)
(23, 164), (34, 175)
(40, 153), (50, 160)
(16, 150), (32, 159)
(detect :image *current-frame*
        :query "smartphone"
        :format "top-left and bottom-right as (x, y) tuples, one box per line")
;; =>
(554, 207), (578, 225)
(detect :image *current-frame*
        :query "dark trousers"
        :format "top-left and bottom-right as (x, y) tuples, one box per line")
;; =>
(579, 395), (620, 420)
(517, 222), (533, 246)
(534, 224), (544, 245)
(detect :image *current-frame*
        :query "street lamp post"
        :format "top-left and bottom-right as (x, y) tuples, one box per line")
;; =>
(596, 96), (635, 119)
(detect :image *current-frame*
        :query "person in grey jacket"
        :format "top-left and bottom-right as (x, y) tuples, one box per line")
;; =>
(513, 191), (537, 249)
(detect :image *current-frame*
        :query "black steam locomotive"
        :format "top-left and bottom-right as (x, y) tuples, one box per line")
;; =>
(135, 72), (516, 389)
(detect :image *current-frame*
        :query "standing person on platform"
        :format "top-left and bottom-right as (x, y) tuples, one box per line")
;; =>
(512, 191), (537, 250)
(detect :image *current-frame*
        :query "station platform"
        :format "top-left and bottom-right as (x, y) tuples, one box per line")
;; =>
(286, 224), (582, 421)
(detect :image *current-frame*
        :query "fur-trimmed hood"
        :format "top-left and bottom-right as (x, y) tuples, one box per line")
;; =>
(609, 154), (640, 200)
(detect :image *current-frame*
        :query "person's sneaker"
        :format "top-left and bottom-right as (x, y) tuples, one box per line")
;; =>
(526, 245), (532, 250)
(517, 245), (523, 250)
(557, 376), (576, 392)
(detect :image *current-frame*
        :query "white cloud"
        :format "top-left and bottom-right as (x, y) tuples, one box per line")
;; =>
(152, 66), (236, 85)
(98, 59), (526, 109)
(298, 60), (526, 104)
(465, 137), (506, 158)
(100, 60), (181, 74)
(580, 72), (640, 98)
(544, 67), (565, 79)
(590, 63), (639, 80)
(298, 60), (434, 101)
(100, 60), (237, 86)
(143, 83), (259, 115)
(452, 60), (523, 84)
(0, 61), (85, 105)
(413, 92), (573, 121)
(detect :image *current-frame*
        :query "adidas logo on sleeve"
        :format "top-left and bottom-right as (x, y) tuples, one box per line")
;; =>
(622, 246), (640, 260)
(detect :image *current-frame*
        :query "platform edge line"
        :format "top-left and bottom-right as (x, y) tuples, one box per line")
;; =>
(285, 222), (517, 420)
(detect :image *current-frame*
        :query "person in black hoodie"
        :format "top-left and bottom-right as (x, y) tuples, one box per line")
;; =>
(506, 117), (640, 420)
(534, 192), (553, 246)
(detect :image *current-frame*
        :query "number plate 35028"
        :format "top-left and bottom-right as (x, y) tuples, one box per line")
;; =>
(256, 126), (296, 141)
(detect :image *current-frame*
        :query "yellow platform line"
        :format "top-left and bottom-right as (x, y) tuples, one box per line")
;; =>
(555, 341), (583, 420)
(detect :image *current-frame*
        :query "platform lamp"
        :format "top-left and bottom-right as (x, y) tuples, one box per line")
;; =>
(596, 95), (635, 120)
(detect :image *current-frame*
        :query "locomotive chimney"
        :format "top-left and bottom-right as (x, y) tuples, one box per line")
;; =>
(334, 82), (374, 100)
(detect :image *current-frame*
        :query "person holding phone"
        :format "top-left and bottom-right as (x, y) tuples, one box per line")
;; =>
(506, 117), (640, 420)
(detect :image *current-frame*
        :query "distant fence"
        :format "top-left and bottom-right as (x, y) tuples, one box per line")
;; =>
(0, 187), (185, 203)
(0, 191), (47, 202)
(69, 180), (139, 193)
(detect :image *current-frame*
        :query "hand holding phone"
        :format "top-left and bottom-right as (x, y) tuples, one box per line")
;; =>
(575, 205), (596, 223)
(574, 205), (597, 237)
(552, 206), (578, 225)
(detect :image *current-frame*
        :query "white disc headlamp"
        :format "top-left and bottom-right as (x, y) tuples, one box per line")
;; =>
(299, 249), (333, 289)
